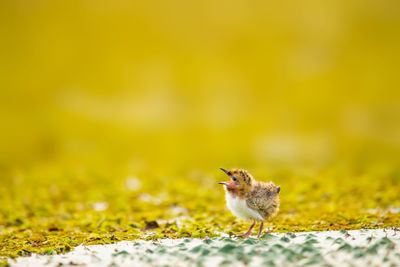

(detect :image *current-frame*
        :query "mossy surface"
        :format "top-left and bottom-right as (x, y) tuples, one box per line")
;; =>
(1, 161), (399, 259)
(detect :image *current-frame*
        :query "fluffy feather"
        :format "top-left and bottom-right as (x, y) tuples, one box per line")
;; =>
(220, 168), (280, 222)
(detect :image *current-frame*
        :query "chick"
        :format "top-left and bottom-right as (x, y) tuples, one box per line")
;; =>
(219, 168), (280, 238)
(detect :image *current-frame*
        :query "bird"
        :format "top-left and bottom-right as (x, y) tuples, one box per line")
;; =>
(219, 168), (280, 238)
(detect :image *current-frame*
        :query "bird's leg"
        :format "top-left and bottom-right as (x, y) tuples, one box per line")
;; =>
(239, 220), (256, 238)
(256, 221), (264, 238)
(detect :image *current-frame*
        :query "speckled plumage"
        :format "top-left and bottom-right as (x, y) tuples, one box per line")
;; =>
(245, 181), (280, 220)
(219, 168), (280, 238)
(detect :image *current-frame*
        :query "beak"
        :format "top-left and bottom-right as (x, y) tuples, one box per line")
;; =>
(218, 180), (237, 190)
(218, 168), (237, 190)
(220, 167), (230, 176)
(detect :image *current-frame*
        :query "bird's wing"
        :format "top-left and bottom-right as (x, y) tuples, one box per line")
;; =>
(245, 196), (265, 213)
(246, 186), (279, 218)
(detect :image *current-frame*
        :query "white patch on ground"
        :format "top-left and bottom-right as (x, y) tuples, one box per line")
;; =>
(92, 201), (108, 211)
(8, 229), (400, 267)
(365, 206), (400, 215)
(125, 177), (141, 191)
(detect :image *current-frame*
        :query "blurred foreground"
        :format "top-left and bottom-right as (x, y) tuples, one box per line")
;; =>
(8, 229), (400, 267)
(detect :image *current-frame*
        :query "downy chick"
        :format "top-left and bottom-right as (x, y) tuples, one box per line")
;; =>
(219, 168), (280, 238)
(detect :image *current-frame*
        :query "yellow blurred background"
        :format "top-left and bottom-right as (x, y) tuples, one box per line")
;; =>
(1, 0), (400, 174)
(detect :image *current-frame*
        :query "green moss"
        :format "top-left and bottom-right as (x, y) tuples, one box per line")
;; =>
(0, 162), (399, 259)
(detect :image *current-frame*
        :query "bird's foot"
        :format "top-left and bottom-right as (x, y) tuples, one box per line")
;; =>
(257, 227), (273, 238)
(257, 232), (262, 239)
(236, 220), (256, 239)
(237, 232), (252, 238)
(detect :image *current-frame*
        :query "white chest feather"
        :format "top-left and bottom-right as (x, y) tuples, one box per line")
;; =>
(225, 193), (263, 221)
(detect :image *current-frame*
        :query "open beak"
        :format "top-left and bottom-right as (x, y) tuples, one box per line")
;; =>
(218, 168), (237, 190)
(218, 180), (237, 190)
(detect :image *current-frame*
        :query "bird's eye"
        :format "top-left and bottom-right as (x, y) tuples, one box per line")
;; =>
(232, 176), (237, 181)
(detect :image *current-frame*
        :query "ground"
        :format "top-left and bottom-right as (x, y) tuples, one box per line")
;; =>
(1, 160), (399, 259)
(7, 229), (400, 267)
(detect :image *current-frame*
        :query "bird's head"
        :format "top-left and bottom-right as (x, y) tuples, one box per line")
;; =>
(219, 168), (254, 195)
